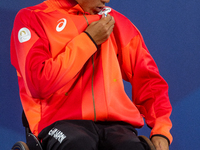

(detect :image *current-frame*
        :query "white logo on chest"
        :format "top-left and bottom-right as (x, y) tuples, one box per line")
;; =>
(56, 18), (67, 32)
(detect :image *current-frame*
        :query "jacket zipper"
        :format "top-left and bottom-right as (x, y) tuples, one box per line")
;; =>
(91, 55), (96, 121)
(83, 14), (97, 121)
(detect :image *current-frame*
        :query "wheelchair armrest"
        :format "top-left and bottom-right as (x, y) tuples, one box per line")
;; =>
(26, 133), (43, 150)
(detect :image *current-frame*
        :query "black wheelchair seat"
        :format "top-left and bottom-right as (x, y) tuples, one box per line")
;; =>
(11, 111), (155, 150)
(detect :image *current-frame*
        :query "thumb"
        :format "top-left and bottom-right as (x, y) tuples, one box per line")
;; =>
(101, 13), (106, 18)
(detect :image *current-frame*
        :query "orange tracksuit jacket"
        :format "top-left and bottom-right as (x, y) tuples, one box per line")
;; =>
(10, 0), (172, 143)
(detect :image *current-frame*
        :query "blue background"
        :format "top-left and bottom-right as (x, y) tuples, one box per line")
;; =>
(1, 0), (200, 149)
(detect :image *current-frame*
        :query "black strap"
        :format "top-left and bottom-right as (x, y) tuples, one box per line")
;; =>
(22, 111), (29, 128)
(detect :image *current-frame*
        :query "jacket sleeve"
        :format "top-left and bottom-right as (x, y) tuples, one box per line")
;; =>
(120, 34), (173, 144)
(10, 9), (97, 99)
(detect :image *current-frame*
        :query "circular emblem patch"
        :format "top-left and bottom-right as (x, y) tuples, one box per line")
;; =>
(18, 27), (31, 43)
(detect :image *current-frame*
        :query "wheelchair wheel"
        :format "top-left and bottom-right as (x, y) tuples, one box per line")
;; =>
(11, 141), (29, 150)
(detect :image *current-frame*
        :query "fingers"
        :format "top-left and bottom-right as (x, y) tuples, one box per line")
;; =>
(100, 14), (115, 25)
(100, 14), (115, 34)
(84, 14), (115, 45)
(101, 13), (106, 19)
(107, 15), (115, 31)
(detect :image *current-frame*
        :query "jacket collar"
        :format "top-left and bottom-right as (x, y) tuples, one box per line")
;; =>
(45, 0), (87, 14)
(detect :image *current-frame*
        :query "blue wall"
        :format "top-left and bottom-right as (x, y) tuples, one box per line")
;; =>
(1, 0), (200, 149)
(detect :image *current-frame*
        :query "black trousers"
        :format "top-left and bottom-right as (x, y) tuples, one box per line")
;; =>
(38, 120), (150, 150)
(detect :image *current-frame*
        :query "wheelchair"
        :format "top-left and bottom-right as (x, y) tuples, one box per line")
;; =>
(11, 112), (156, 150)
(11, 111), (43, 150)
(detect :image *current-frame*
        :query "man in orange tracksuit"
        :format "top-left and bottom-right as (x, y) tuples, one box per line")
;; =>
(10, 0), (173, 150)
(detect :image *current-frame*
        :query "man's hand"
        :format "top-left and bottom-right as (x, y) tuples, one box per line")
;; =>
(85, 14), (115, 45)
(151, 136), (169, 150)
